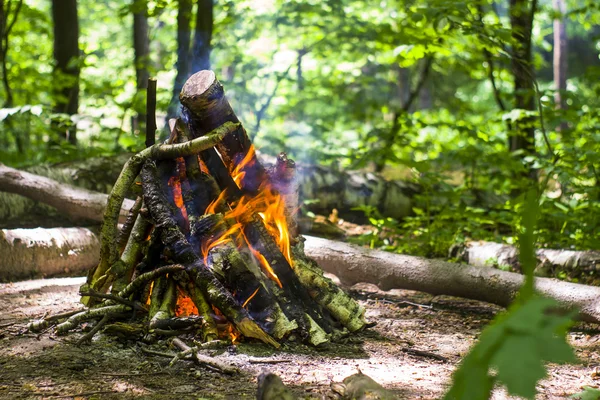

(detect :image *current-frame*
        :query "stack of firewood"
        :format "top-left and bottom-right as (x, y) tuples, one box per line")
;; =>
(28, 71), (366, 354)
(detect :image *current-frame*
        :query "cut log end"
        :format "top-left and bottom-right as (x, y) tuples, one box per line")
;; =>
(179, 70), (220, 116)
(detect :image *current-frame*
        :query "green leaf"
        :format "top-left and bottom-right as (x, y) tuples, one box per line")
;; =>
(491, 334), (547, 398)
(571, 387), (600, 400)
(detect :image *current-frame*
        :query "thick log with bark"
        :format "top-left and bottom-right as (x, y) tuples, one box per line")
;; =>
(304, 235), (600, 324)
(0, 163), (135, 224)
(5, 224), (600, 327)
(449, 241), (600, 276)
(0, 227), (100, 282)
(0, 154), (420, 227)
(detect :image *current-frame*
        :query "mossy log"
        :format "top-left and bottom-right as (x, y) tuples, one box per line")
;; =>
(304, 235), (600, 324)
(292, 244), (366, 333)
(450, 240), (600, 277)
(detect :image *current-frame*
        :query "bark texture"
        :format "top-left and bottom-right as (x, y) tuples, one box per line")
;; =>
(51, 0), (80, 144)
(303, 235), (600, 324)
(133, 0), (150, 131)
(0, 163), (135, 224)
(509, 0), (536, 155)
(190, 0), (212, 73)
(0, 227), (99, 282)
(450, 241), (600, 275)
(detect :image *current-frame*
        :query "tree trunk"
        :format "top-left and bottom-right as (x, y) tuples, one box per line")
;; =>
(0, 0), (24, 152)
(376, 56), (433, 173)
(303, 236), (600, 324)
(553, 0), (568, 131)
(449, 241), (600, 277)
(190, 0), (212, 74)
(0, 163), (135, 225)
(166, 0), (193, 120)
(51, 0), (80, 145)
(132, 0), (150, 133)
(508, 0), (536, 158)
(0, 227), (100, 282)
(0, 0), (22, 108)
(4, 229), (600, 327)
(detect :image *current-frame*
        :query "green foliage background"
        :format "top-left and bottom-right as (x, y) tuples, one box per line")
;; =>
(0, 1), (599, 398)
(0, 0), (598, 255)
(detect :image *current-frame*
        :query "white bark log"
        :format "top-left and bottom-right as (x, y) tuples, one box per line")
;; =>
(303, 236), (600, 324)
(450, 241), (600, 275)
(0, 227), (100, 282)
(2, 228), (600, 326)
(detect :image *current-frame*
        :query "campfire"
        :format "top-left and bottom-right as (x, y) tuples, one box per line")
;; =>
(29, 71), (367, 361)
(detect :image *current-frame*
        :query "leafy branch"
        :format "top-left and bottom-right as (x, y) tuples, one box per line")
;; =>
(444, 190), (577, 400)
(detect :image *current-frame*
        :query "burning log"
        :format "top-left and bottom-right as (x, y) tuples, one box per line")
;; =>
(32, 71), (367, 371)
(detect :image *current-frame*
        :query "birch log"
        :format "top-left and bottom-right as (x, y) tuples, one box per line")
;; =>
(449, 241), (600, 276)
(0, 227), (100, 282)
(303, 236), (600, 324)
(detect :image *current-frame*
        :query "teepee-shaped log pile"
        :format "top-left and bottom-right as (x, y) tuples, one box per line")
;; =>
(32, 71), (367, 349)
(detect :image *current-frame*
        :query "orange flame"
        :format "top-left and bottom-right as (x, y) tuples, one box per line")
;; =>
(255, 188), (292, 266)
(175, 291), (199, 317)
(226, 323), (241, 344)
(168, 176), (189, 223)
(199, 146), (293, 289)
(231, 145), (257, 188)
(242, 231), (283, 288)
(200, 222), (243, 264)
(205, 188), (229, 215)
(242, 287), (260, 308)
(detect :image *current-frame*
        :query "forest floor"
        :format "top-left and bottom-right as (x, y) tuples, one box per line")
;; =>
(0, 275), (599, 399)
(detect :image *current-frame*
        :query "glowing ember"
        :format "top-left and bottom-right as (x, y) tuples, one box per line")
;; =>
(145, 281), (154, 306)
(175, 292), (199, 317)
(226, 323), (241, 344)
(168, 176), (189, 223)
(212, 306), (242, 343)
(242, 287), (260, 308)
(197, 156), (210, 174)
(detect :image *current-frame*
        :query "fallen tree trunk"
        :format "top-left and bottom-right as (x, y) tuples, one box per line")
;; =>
(303, 235), (600, 324)
(4, 224), (600, 325)
(0, 155), (131, 228)
(449, 241), (600, 276)
(0, 155), (421, 227)
(0, 163), (135, 225)
(0, 227), (100, 282)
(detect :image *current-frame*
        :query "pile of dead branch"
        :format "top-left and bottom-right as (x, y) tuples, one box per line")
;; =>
(26, 71), (367, 370)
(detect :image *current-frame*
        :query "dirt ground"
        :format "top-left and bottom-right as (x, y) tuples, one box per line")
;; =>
(1, 276), (599, 399)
